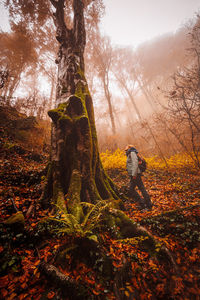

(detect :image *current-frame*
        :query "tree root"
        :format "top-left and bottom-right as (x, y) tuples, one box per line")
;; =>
(113, 257), (136, 300)
(39, 262), (89, 299)
(158, 245), (179, 273)
(38, 205), (179, 299)
(108, 208), (179, 273)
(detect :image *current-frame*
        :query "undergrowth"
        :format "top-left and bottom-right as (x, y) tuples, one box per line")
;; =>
(100, 149), (200, 171)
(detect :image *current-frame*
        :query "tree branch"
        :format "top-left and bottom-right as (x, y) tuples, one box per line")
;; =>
(49, 0), (70, 44)
(49, 0), (58, 8)
(73, 0), (86, 52)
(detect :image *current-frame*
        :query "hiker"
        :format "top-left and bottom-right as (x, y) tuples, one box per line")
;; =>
(125, 145), (152, 210)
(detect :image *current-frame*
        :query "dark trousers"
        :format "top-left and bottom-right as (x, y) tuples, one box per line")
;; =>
(129, 174), (152, 209)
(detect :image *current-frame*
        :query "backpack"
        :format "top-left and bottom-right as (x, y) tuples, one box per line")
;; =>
(137, 155), (147, 172)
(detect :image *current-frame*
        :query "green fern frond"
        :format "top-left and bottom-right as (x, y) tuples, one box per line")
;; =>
(82, 202), (103, 228)
(119, 236), (149, 245)
(80, 202), (95, 209)
(54, 203), (68, 217)
(47, 200), (113, 239)
(55, 203), (81, 230)
(82, 200), (111, 232)
(47, 206), (82, 235)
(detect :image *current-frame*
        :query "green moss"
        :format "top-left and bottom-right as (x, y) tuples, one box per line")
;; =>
(87, 178), (102, 203)
(58, 115), (73, 128)
(41, 175), (46, 182)
(4, 212), (25, 226)
(115, 217), (121, 225)
(111, 210), (138, 236)
(74, 67), (89, 101)
(67, 170), (81, 201)
(42, 162), (53, 198)
(45, 67), (121, 211)
(48, 102), (69, 123)
(51, 179), (65, 210)
(67, 204), (84, 224)
(57, 102), (68, 111)
(73, 115), (88, 126)
(75, 81), (85, 99)
(58, 114), (71, 121)
(67, 170), (84, 222)
(77, 67), (85, 79)
(57, 190), (66, 210)
(88, 234), (98, 242)
(3, 142), (15, 150)
(46, 161), (53, 179)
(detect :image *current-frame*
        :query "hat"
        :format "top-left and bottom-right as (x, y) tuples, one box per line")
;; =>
(125, 145), (134, 151)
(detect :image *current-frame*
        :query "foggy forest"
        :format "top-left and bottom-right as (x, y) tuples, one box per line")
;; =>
(0, 0), (200, 299)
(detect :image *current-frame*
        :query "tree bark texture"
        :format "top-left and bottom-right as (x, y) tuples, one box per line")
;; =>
(42, 0), (121, 211)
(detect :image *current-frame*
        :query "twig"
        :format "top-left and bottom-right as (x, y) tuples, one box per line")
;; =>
(9, 188), (19, 212)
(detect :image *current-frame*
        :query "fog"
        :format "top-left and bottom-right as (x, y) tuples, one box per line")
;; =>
(0, 1), (199, 159)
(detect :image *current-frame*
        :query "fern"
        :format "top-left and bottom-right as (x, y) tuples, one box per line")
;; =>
(47, 200), (112, 239)
(81, 201), (111, 233)
(47, 204), (82, 236)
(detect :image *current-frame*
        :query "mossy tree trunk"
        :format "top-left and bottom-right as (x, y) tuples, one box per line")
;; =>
(42, 0), (120, 212)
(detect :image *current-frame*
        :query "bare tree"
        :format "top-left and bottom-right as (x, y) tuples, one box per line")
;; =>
(112, 47), (168, 165)
(166, 16), (200, 168)
(88, 32), (117, 135)
(0, 26), (38, 103)
(0, 69), (9, 89)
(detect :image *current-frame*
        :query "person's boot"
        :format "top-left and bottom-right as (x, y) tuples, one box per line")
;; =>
(145, 199), (153, 210)
(138, 198), (146, 210)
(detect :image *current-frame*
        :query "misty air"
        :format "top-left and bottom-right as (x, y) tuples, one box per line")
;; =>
(0, 1), (200, 299)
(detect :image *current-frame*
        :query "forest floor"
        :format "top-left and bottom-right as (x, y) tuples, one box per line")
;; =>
(0, 132), (200, 299)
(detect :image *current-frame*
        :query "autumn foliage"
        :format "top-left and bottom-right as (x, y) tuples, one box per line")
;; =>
(101, 148), (200, 170)
(1, 0), (200, 298)
(0, 135), (200, 299)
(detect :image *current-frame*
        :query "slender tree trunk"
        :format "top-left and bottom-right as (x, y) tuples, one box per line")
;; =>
(41, 0), (121, 211)
(115, 75), (141, 121)
(49, 76), (55, 109)
(116, 76), (168, 166)
(102, 74), (116, 135)
(145, 123), (169, 167)
(133, 71), (156, 112)
(158, 116), (200, 168)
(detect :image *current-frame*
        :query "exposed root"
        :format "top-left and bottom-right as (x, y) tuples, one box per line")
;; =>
(39, 262), (89, 299)
(108, 208), (179, 273)
(158, 245), (179, 274)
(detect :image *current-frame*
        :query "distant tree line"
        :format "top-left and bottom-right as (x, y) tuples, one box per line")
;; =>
(1, 1), (200, 165)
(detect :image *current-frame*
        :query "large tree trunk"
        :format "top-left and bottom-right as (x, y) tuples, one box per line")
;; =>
(41, 0), (120, 211)
(39, 5), (177, 297)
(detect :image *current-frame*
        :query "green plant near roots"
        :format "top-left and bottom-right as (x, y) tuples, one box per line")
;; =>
(3, 141), (15, 150)
(47, 200), (113, 242)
